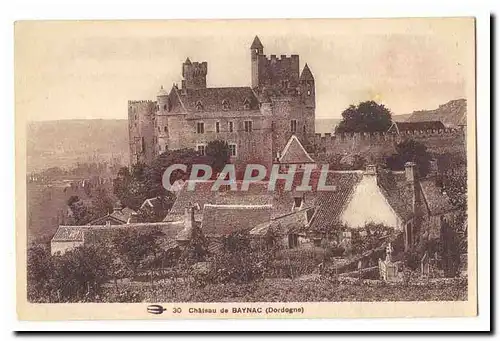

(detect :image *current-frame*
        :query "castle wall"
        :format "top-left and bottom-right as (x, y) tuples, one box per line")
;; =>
(257, 54), (300, 90)
(312, 128), (466, 161)
(128, 100), (156, 165)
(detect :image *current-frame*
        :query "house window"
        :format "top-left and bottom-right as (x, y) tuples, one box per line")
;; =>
(196, 122), (205, 134)
(291, 120), (297, 133)
(229, 143), (237, 157)
(228, 121), (234, 133)
(215, 122), (220, 133)
(288, 234), (299, 249)
(158, 127), (160, 133)
(196, 144), (206, 156)
(222, 100), (230, 110)
(244, 120), (253, 132)
(196, 101), (203, 111)
(164, 126), (167, 133)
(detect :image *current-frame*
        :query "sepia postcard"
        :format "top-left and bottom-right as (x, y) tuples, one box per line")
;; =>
(15, 18), (477, 320)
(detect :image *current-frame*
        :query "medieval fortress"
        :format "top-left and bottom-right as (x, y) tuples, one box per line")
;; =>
(128, 36), (465, 168)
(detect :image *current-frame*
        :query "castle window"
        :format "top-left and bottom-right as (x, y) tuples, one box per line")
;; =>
(215, 122), (220, 133)
(244, 120), (253, 133)
(163, 104), (167, 110)
(158, 127), (161, 133)
(135, 115), (137, 120)
(196, 122), (205, 134)
(271, 121), (275, 131)
(196, 144), (206, 156)
(229, 143), (237, 157)
(303, 125), (306, 133)
(196, 101), (203, 111)
(243, 98), (251, 110)
(222, 100), (230, 110)
(164, 126), (167, 133)
(291, 120), (297, 133)
(228, 121), (234, 133)
(307, 90), (311, 96)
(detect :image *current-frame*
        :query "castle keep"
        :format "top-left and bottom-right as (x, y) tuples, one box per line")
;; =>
(128, 36), (316, 170)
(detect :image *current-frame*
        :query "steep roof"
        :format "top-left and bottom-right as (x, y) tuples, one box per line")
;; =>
(299, 63), (314, 81)
(201, 204), (272, 237)
(308, 172), (363, 232)
(52, 226), (86, 242)
(278, 135), (315, 164)
(387, 121), (445, 134)
(250, 36), (264, 49)
(169, 87), (260, 113)
(419, 179), (456, 215)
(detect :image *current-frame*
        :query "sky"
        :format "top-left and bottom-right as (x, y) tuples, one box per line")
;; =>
(15, 18), (474, 121)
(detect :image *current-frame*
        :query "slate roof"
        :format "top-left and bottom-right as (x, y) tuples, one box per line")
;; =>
(201, 204), (273, 237)
(299, 63), (314, 81)
(278, 135), (315, 164)
(250, 36), (264, 49)
(170, 87), (260, 113)
(387, 121), (445, 134)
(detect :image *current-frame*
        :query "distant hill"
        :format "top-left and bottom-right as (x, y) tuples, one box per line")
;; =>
(406, 99), (467, 127)
(315, 114), (411, 134)
(27, 119), (129, 173)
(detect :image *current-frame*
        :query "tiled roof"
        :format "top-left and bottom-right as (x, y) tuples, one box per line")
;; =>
(201, 204), (273, 237)
(419, 179), (456, 215)
(52, 222), (185, 250)
(377, 170), (414, 221)
(249, 207), (312, 236)
(278, 135), (315, 164)
(52, 226), (87, 242)
(170, 87), (260, 113)
(388, 121), (445, 134)
(88, 207), (137, 225)
(308, 172), (363, 232)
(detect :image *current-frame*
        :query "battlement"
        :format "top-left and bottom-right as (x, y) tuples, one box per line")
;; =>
(313, 127), (465, 142)
(128, 100), (156, 105)
(265, 54), (299, 62)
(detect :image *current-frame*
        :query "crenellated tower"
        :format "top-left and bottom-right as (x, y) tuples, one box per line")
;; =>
(182, 57), (207, 90)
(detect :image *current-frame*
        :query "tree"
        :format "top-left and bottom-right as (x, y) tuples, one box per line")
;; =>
(66, 196), (91, 225)
(136, 193), (176, 223)
(205, 140), (231, 174)
(27, 244), (55, 302)
(386, 139), (432, 177)
(335, 101), (393, 133)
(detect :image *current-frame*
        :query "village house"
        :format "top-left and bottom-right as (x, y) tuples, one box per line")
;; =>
(87, 203), (137, 226)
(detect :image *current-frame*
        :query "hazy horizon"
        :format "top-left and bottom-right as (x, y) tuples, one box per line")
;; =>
(16, 19), (473, 122)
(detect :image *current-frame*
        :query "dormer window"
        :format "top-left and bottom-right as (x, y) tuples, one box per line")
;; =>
(195, 101), (203, 111)
(222, 99), (230, 110)
(243, 98), (251, 110)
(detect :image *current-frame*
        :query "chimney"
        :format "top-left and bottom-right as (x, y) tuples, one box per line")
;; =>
(184, 204), (195, 229)
(428, 158), (438, 177)
(363, 164), (378, 185)
(405, 162), (417, 183)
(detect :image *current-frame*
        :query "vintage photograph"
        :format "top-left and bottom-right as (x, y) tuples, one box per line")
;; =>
(16, 18), (475, 316)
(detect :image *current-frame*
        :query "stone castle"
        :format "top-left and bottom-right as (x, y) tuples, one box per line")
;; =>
(128, 36), (315, 170)
(128, 35), (466, 170)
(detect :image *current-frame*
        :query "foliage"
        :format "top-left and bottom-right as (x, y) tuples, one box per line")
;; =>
(326, 153), (367, 170)
(335, 101), (393, 133)
(386, 139), (432, 177)
(350, 224), (396, 255)
(136, 193), (176, 223)
(205, 140), (231, 174)
(66, 196), (91, 225)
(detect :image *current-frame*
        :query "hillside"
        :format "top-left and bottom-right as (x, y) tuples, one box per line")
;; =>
(26, 119), (129, 173)
(406, 99), (467, 127)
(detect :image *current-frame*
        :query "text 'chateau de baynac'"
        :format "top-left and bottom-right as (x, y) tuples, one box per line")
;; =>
(128, 36), (315, 170)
